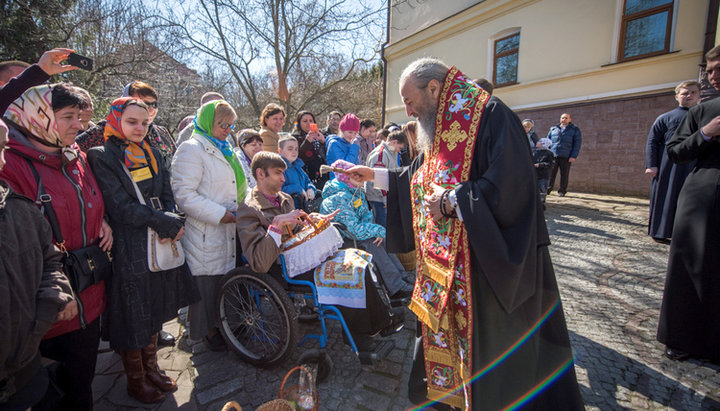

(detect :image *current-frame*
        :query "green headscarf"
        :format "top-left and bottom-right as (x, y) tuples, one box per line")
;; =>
(193, 100), (247, 203)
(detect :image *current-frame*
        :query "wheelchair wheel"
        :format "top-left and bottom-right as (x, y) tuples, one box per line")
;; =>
(298, 349), (333, 383)
(217, 268), (298, 367)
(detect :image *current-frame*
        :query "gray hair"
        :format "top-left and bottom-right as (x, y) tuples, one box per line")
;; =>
(399, 57), (449, 89)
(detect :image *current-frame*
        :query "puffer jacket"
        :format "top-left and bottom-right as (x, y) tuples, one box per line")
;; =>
(320, 178), (384, 241)
(1, 125), (107, 339)
(282, 157), (316, 196)
(172, 133), (245, 276)
(0, 180), (73, 383)
(547, 123), (582, 159)
(326, 135), (360, 166)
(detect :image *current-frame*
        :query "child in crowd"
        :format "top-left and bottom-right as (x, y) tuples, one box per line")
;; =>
(321, 160), (414, 299)
(365, 129), (408, 227)
(278, 135), (316, 210)
(533, 137), (555, 208)
(352, 118), (377, 164)
(326, 113), (361, 166)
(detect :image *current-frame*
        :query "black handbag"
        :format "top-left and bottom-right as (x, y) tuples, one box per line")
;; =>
(25, 158), (113, 327)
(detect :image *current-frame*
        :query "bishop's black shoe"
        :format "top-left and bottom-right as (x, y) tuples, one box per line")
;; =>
(665, 347), (690, 361)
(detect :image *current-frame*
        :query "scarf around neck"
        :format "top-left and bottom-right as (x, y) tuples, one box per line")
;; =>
(104, 97), (158, 174)
(193, 100), (247, 202)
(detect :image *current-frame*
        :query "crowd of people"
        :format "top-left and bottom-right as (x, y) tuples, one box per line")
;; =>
(0, 47), (421, 409)
(3, 42), (719, 411)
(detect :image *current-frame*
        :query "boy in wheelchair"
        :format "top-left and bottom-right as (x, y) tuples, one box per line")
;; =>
(235, 152), (404, 354)
(320, 159), (414, 300)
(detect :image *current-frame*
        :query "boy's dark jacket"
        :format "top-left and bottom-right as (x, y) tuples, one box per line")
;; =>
(533, 148), (555, 180)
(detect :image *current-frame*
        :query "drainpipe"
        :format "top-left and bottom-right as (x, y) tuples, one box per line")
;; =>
(380, 1), (391, 125)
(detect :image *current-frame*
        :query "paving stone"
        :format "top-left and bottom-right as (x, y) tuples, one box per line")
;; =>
(92, 373), (119, 403)
(195, 378), (244, 405)
(91, 194), (720, 410)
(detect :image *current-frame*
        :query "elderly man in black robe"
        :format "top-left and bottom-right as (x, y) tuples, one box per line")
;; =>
(349, 58), (582, 410)
(657, 45), (720, 362)
(644, 80), (700, 244)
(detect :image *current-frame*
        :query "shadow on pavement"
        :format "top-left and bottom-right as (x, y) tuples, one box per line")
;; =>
(570, 332), (720, 410)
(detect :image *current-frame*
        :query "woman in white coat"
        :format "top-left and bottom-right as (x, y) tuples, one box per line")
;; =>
(171, 100), (248, 350)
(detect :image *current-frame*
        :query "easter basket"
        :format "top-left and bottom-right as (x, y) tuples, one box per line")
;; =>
(280, 215), (342, 278)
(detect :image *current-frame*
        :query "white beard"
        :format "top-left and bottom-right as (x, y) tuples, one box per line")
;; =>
(416, 112), (436, 153)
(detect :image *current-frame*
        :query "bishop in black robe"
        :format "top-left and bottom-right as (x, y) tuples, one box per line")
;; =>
(376, 94), (583, 410)
(657, 96), (720, 362)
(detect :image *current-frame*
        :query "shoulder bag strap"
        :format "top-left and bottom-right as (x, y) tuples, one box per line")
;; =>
(23, 158), (86, 328)
(120, 163), (147, 206)
(24, 158), (66, 250)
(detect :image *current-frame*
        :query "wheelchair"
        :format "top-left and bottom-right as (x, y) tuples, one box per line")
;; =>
(216, 225), (404, 381)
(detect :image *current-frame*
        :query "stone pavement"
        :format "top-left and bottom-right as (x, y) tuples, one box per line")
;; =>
(93, 192), (720, 410)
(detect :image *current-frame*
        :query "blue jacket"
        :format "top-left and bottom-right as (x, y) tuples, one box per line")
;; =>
(320, 178), (385, 241)
(547, 123), (582, 159)
(281, 157), (316, 196)
(326, 135), (360, 166)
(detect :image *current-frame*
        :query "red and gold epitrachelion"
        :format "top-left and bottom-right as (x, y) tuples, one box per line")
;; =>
(409, 67), (490, 410)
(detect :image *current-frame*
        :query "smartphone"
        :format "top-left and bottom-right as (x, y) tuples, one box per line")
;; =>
(309, 123), (319, 132)
(67, 52), (94, 71)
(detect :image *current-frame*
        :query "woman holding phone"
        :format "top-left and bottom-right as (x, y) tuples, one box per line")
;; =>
(291, 110), (328, 189)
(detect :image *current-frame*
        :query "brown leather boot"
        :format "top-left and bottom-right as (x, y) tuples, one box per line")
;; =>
(120, 349), (165, 403)
(141, 333), (178, 392)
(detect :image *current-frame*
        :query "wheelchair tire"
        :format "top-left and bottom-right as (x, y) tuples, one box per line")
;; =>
(217, 268), (298, 367)
(297, 349), (333, 383)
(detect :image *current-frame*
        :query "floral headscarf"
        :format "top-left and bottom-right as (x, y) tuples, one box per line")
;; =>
(5, 84), (63, 147)
(5, 84), (80, 162)
(104, 97), (158, 173)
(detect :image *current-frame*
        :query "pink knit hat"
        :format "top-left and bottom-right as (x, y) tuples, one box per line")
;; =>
(338, 113), (360, 132)
(331, 159), (355, 184)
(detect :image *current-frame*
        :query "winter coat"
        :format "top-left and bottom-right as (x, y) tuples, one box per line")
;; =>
(281, 157), (316, 196)
(533, 148), (555, 180)
(172, 133), (244, 276)
(351, 136), (374, 165)
(320, 178), (385, 241)
(260, 127), (280, 153)
(87, 136), (199, 350)
(326, 135), (360, 166)
(236, 189), (295, 274)
(365, 141), (400, 203)
(1, 127), (106, 340)
(0, 180), (73, 382)
(293, 129), (328, 189)
(234, 147), (257, 189)
(547, 123), (582, 159)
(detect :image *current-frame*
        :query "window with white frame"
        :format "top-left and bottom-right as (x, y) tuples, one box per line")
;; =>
(618, 0), (674, 61)
(493, 32), (520, 87)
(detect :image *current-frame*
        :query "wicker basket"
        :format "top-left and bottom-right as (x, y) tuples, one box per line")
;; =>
(281, 216), (342, 278)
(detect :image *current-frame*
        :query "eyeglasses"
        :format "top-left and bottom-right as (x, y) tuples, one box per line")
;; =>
(143, 100), (158, 109)
(218, 123), (235, 130)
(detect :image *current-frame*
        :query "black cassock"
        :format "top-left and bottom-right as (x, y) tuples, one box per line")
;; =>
(385, 97), (583, 410)
(657, 97), (720, 361)
(645, 106), (694, 240)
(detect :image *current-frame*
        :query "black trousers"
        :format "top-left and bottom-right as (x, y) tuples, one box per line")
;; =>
(548, 157), (572, 195)
(36, 318), (101, 411)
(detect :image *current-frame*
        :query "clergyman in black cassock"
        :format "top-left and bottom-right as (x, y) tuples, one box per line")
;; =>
(657, 47), (720, 362)
(645, 81), (700, 242)
(365, 58), (583, 410)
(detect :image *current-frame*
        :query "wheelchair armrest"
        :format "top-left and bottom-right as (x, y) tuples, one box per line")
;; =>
(331, 222), (357, 248)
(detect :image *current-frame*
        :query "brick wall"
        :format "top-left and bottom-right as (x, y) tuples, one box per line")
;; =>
(515, 92), (677, 197)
